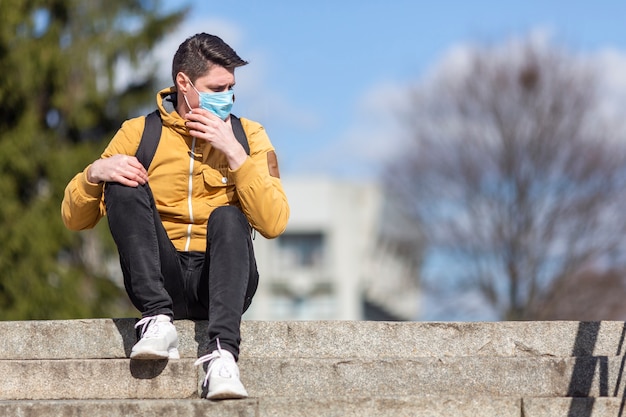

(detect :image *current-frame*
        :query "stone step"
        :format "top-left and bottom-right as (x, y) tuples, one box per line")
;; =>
(2, 355), (624, 400)
(524, 397), (626, 417)
(0, 397), (623, 417)
(2, 319), (625, 360)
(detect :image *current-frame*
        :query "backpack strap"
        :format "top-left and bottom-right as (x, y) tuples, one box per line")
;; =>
(136, 111), (250, 171)
(135, 110), (162, 170)
(230, 114), (250, 155)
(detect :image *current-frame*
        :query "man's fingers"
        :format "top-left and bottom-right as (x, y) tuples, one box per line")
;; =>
(123, 157), (148, 183)
(89, 155), (148, 184)
(111, 173), (141, 188)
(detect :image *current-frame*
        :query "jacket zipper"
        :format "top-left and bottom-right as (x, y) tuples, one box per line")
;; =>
(184, 137), (196, 251)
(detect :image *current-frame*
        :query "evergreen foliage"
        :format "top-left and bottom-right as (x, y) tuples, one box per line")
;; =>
(0, 1), (187, 319)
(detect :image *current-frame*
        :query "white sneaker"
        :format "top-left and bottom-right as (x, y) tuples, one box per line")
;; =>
(194, 339), (248, 400)
(130, 315), (180, 360)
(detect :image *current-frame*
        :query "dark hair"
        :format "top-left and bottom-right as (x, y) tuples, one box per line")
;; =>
(171, 33), (248, 83)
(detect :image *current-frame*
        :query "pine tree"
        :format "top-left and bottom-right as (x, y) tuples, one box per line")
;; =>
(0, 1), (187, 319)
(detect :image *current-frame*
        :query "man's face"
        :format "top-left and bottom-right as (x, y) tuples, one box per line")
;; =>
(182, 65), (236, 109)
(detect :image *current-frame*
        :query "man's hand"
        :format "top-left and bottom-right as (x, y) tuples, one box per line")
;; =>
(185, 109), (248, 170)
(87, 154), (148, 187)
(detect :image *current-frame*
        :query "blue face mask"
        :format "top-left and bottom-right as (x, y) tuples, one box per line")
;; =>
(187, 79), (234, 120)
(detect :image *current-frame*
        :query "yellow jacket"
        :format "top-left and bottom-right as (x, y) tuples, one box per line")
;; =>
(61, 87), (290, 251)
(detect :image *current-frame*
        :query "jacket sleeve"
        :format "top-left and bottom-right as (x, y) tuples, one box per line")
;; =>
(61, 118), (144, 230)
(61, 166), (107, 230)
(231, 119), (290, 239)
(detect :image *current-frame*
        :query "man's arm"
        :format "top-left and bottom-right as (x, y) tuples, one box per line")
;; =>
(231, 119), (290, 239)
(61, 118), (146, 230)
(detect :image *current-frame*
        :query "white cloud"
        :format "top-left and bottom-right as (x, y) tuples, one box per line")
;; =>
(593, 48), (626, 130)
(345, 81), (412, 160)
(422, 26), (557, 86)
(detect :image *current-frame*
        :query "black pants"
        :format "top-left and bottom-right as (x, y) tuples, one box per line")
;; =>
(104, 182), (259, 358)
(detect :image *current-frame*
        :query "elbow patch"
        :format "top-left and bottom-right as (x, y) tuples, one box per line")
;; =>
(267, 151), (280, 178)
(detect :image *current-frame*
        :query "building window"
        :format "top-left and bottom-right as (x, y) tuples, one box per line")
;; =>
(268, 231), (334, 319)
(277, 232), (325, 269)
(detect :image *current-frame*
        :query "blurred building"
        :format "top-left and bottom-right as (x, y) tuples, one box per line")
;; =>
(244, 176), (421, 321)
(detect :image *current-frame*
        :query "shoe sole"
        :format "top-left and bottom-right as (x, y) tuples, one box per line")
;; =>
(206, 389), (248, 400)
(130, 347), (180, 360)
(205, 376), (248, 400)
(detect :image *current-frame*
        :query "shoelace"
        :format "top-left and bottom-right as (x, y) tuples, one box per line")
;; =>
(194, 339), (233, 387)
(135, 316), (161, 338)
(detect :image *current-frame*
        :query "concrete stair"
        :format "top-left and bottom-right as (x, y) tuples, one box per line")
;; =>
(1, 319), (626, 416)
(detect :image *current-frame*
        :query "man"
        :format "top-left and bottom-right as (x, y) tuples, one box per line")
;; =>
(61, 33), (289, 400)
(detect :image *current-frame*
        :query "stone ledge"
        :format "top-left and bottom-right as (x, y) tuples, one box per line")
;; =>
(0, 356), (623, 400)
(1, 319), (624, 360)
(3, 396), (624, 417)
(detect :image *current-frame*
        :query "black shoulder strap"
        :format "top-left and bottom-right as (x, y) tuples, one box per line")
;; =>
(135, 110), (162, 170)
(136, 111), (250, 170)
(230, 114), (250, 155)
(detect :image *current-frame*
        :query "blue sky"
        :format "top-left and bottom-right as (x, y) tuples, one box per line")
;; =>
(152, 1), (626, 182)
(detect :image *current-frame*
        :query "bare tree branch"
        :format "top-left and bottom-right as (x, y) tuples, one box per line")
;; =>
(385, 38), (626, 320)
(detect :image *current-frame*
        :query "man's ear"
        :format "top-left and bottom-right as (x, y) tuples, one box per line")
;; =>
(175, 72), (189, 94)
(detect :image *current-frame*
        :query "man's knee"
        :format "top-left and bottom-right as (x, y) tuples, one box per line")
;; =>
(104, 183), (151, 210)
(208, 206), (250, 235)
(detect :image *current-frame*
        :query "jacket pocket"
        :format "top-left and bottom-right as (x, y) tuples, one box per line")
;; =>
(201, 167), (236, 207)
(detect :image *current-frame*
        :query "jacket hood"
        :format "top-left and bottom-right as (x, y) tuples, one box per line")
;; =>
(156, 87), (189, 137)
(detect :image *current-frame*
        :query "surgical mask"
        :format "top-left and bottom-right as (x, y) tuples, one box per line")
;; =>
(187, 79), (234, 120)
